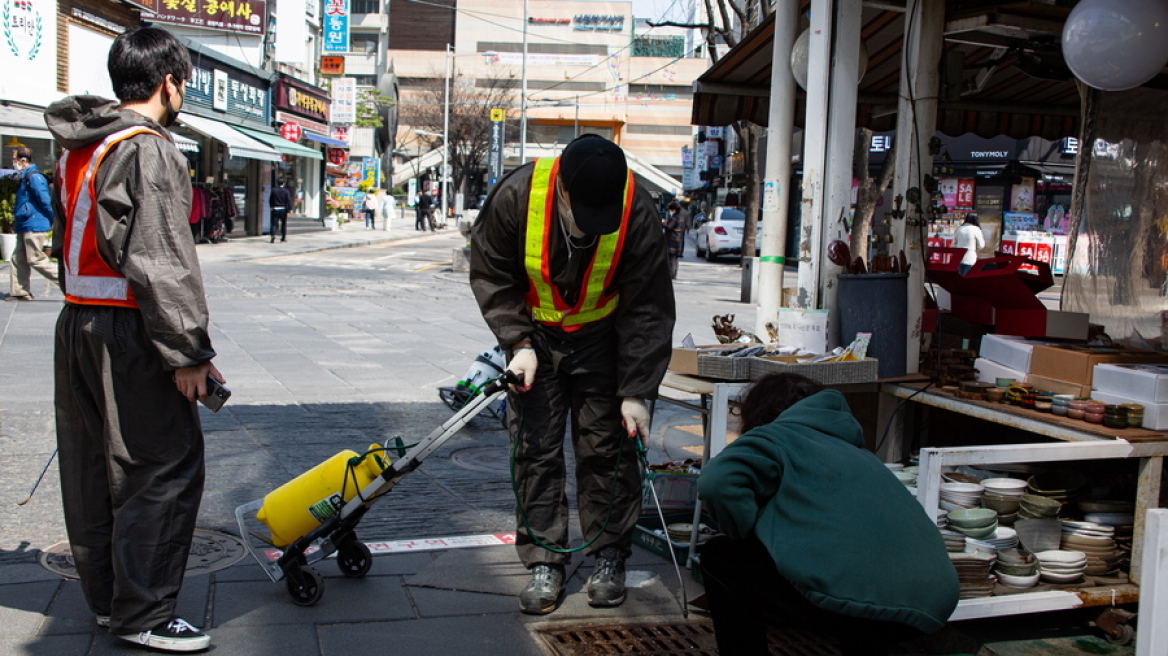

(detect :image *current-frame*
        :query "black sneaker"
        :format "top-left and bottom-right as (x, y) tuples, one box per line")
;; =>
(519, 563), (565, 615)
(587, 547), (627, 607)
(116, 617), (210, 652)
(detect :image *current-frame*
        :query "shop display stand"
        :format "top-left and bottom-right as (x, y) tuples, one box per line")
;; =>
(887, 381), (1167, 652)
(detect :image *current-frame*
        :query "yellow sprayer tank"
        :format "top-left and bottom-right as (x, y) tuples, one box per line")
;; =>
(256, 445), (388, 548)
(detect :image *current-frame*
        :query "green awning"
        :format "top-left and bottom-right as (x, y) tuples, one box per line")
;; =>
(232, 126), (323, 161)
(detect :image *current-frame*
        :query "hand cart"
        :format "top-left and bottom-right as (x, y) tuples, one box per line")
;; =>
(234, 373), (517, 606)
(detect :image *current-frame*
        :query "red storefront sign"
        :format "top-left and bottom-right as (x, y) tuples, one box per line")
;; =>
(279, 121), (302, 141)
(956, 179), (975, 210)
(327, 147), (348, 165)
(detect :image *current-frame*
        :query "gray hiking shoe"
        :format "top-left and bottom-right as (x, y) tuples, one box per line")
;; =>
(519, 563), (565, 615)
(586, 547), (627, 607)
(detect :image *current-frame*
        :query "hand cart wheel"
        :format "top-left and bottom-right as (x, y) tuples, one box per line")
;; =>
(285, 566), (325, 606)
(336, 539), (373, 578)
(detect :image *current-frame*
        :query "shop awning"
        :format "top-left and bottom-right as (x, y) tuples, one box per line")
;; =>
(177, 114), (283, 162)
(172, 133), (200, 153)
(304, 131), (346, 147)
(232, 126), (323, 161)
(691, 5), (1085, 141)
(0, 104), (53, 140)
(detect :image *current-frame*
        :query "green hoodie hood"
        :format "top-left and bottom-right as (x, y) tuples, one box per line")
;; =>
(699, 390), (958, 633)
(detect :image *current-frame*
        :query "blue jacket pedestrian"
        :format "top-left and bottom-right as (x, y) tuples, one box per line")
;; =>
(15, 162), (54, 234)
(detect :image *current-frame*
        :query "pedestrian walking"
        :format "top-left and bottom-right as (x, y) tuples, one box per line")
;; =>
(6, 146), (60, 301)
(363, 189), (378, 230)
(698, 373), (959, 656)
(469, 134), (675, 616)
(663, 200), (684, 278)
(954, 212), (985, 276)
(417, 192), (433, 231)
(45, 26), (225, 653)
(270, 178), (291, 243)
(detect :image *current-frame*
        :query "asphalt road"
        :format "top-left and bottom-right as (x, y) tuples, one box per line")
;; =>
(0, 229), (752, 554)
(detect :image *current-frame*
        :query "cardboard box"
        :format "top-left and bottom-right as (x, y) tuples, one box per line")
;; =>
(1028, 345), (1168, 387)
(979, 335), (1045, 372)
(974, 358), (1027, 387)
(1025, 373), (1093, 398)
(1089, 390), (1168, 430)
(669, 344), (747, 376)
(1093, 364), (1168, 404)
(641, 472), (699, 511)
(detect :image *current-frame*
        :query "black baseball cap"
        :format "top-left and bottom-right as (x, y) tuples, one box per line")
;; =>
(558, 134), (628, 235)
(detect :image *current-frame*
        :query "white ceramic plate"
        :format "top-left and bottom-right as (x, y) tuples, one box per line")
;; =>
(1084, 513), (1135, 526)
(1036, 550), (1088, 564)
(1040, 570), (1084, 583)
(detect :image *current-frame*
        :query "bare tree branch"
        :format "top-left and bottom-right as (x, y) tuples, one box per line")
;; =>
(646, 20), (713, 29)
(400, 66), (517, 202)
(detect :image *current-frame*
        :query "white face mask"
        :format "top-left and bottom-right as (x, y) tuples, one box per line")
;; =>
(12, 159), (26, 171)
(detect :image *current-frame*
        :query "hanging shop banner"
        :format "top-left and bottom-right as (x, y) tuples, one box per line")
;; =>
(331, 124), (351, 145)
(492, 52), (598, 67)
(938, 178), (975, 211)
(1010, 177), (1035, 213)
(361, 157), (380, 187)
(331, 77), (356, 123)
(184, 55), (270, 125)
(143, 0), (266, 35)
(322, 0), (350, 53)
(681, 146), (693, 169)
(487, 108), (505, 189)
(320, 55), (344, 75)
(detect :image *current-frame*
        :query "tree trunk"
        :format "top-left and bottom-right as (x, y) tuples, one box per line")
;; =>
(740, 123), (760, 259)
(850, 127), (897, 264)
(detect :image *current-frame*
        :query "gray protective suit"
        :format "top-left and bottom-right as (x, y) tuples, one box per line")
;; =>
(45, 96), (215, 634)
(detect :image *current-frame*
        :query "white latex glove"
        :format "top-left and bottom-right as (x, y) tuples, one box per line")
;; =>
(507, 347), (538, 392)
(621, 397), (651, 447)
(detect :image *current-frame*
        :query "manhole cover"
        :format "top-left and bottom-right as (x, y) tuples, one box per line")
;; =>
(535, 621), (838, 655)
(39, 529), (248, 579)
(450, 446), (512, 473)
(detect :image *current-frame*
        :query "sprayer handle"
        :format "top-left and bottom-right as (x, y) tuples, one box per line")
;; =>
(482, 370), (521, 397)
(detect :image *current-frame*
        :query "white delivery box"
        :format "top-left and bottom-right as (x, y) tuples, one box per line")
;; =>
(978, 334), (1056, 372)
(1092, 363), (1168, 404)
(975, 358), (1027, 386)
(1088, 390), (1168, 430)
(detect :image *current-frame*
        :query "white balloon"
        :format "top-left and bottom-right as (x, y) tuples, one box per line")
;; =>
(1062, 0), (1168, 91)
(790, 29), (869, 91)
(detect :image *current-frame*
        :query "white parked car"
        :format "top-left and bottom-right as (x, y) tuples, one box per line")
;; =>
(695, 207), (749, 261)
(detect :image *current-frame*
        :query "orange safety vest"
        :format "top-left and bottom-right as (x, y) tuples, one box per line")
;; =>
(523, 157), (634, 331)
(57, 126), (163, 309)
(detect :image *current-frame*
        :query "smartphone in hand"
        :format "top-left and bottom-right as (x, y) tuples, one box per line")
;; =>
(199, 376), (231, 412)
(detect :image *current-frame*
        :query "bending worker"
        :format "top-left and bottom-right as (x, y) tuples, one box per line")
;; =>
(470, 134), (675, 615)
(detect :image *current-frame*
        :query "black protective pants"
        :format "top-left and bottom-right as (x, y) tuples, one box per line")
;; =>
(701, 536), (922, 656)
(54, 304), (205, 634)
(507, 331), (642, 568)
(271, 209), (288, 241)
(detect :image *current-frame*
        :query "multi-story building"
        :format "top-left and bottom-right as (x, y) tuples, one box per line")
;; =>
(385, 0), (710, 204)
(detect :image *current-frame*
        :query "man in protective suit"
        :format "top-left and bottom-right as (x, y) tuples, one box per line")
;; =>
(46, 26), (223, 653)
(470, 134), (675, 615)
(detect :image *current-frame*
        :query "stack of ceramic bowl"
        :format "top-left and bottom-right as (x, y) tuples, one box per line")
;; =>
(940, 528), (968, 553)
(1027, 470), (1088, 505)
(1018, 494), (1061, 520)
(948, 508), (998, 541)
(981, 478), (1027, 526)
(949, 550), (997, 599)
(994, 548), (1040, 589)
(893, 469), (917, 488)
(940, 482), (985, 512)
(984, 526), (1019, 551)
(1036, 549), (1087, 583)
(1061, 520), (1122, 577)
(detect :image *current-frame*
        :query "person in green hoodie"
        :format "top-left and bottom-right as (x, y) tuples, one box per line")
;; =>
(698, 373), (958, 655)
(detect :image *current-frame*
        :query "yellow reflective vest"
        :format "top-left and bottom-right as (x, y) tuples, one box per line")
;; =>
(523, 158), (634, 332)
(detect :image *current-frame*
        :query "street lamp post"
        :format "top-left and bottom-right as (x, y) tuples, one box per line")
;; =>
(443, 43), (453, 227)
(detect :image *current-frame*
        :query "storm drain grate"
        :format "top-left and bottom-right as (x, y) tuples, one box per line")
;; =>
(535, 620), (840, 656)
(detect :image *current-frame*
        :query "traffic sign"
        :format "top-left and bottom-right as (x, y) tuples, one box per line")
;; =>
(279, 121), (302, 141)
(490, 108), (505, 122)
